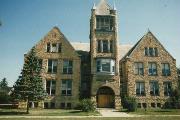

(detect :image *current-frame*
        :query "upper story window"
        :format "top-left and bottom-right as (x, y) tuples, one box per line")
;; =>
(46, 43), (61, 53)
(136, 82), (145, 96)
(145, 47), (158, 57)
(162, 63), (170, 76)
(134, 62), (144, 75)
(48, 59), (58, 74)
(46, 80), (56, 96)
(97, 40), (113, 53)
(96, 59), (115, 75)
(163, 81), (172, 96)
(63, 60), (73, 74)
(61, 80), (72, 96)
(96, 16), (113, 31)
(148, 62), (157, 76)
(150, 81), (159, 96)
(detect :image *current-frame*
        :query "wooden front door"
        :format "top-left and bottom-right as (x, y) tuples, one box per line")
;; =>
(98, 95), (113, 108)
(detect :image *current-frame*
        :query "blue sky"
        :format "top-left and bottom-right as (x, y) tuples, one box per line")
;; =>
(0, 0), (180, 86)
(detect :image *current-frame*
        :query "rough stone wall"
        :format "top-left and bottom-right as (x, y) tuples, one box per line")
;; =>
(31, 27), (81, 108)
(120, 32), (178, 108)
(90, 9), (121, 109)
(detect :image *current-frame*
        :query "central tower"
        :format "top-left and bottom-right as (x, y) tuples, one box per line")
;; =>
(90, 0), (120, 109)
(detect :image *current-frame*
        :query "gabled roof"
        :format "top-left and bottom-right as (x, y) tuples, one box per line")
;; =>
(71, 42), (132, 59)
(96, 0), (112, 15)
(121, 31), (175, 61)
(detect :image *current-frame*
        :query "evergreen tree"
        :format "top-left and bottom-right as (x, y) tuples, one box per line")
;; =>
(11, 47), (46, 114)
(0, 78), (8, 89)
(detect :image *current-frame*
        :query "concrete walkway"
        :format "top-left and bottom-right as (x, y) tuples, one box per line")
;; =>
(97, 108), (136, 117)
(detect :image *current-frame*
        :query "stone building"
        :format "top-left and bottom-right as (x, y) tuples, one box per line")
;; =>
(24, 0), (178, 109)
(120, 31), (178, 108)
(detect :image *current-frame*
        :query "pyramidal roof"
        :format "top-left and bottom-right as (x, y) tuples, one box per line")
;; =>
(96, 0), (112, 15)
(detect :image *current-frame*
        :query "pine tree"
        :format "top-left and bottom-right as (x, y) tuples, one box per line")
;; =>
(12, 47), (46, 114)
(0, 78), (8, 89)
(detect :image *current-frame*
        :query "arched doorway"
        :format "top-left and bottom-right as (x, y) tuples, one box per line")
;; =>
(97, 86), (115, 108)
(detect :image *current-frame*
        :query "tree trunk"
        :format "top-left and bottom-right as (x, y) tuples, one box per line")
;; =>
(26, 97), (29, 114)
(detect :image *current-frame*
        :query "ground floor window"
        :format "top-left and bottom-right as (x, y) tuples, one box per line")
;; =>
(61, 80), (72, 96)
(136, 82), (145, 96)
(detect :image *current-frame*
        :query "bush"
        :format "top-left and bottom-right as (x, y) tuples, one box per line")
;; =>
(163, 89), (180, 109)
(78, 99), (96, 112)
(122, 96), (137, 112)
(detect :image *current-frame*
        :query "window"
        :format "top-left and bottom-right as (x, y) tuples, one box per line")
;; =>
(162, 63), (170, 76)
(46, 43), (61, 53)
(102, 40), (108, 53)
(136, 82), (145, 96)
(164, 82), (172, 96)
(44, 102), (48, 109)
(148, 63), (157, 76)
(60, 103), (65, 109)
(67, 103), (71, 109)
(63, 60), (73, 74)
(48, 59), (57, 73)
(96, 16), (113, 31)
(110, 41), (113, 53)
(47, 43), (51, 52)
(150, 81), (159, 96)
(157, 103), (161, 108)
(151, 103), (156, 108)
(50, 102), (55, 108)
(46, 80), (56, 96)
(144, 47), (158, 57)
(97, 40), (113, 53)
(96, 59), (115, 74)
(134, 62), (144, 75)
(61, 80), (72, 96)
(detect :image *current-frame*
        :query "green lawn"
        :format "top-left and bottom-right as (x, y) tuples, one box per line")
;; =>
(128, 108), (180, 115)
(1, 117), (180, 120)
(0, 108), (100, 116)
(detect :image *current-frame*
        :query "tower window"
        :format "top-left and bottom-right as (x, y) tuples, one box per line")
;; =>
(97, 40), (113, 53)
(96, 59), (115, 74)
(96, 16), (113, 31)
(102, 40), (108, 53)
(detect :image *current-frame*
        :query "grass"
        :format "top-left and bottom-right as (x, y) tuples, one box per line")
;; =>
(0, 108), (100, 116)
(128, 108), (180, 115)
(1, 117), (180, 120)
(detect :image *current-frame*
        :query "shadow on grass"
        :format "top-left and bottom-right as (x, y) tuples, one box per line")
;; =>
(69, 110), (83, 113)
(0, 111), (27, 115)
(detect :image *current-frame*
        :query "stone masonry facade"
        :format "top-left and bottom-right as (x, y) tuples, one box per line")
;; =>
(22, 0), (178, 109)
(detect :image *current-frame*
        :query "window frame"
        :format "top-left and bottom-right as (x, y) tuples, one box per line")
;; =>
(136, 81), (145, 96)
(161, 63), (171, 76)
(46, 80), (56, 96)
(134, 62), (144, 75)
(47, 59), (58, 74)
(61, 80), (72, 96)
(150, 81), (159, 96)
(148, 62), (157, 76)
(63, 60), (73, 74)
(163, 81), (172, 96)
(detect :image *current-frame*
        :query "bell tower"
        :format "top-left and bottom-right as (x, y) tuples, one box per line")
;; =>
(90, 0), (121, 109)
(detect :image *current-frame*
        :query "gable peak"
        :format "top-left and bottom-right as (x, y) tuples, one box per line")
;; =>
(96, 0), (112, 15)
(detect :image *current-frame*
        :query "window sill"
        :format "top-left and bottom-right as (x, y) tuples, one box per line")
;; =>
(47, 72), (57, 74)
(61, 95), (72, 96)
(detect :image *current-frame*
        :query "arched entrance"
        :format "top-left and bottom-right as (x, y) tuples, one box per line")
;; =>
(97, 86), (115, 108)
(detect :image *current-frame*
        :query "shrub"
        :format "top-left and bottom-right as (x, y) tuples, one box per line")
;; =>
(79, 99), (96, 112)
(122, 96), (137, 112)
